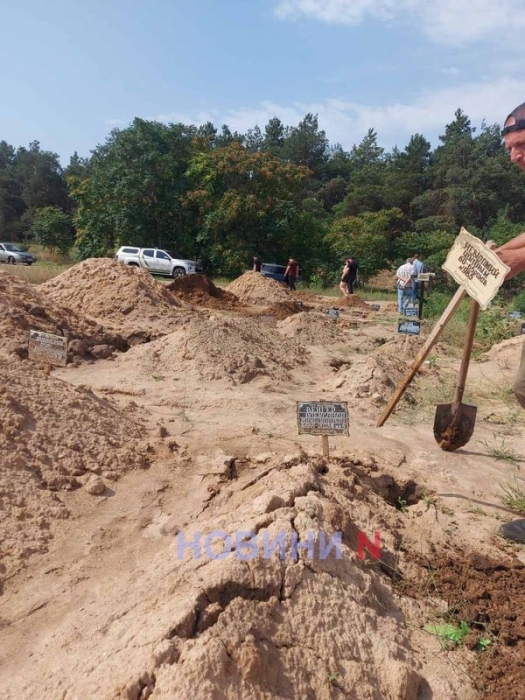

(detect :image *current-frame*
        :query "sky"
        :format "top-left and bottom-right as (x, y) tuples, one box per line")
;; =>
(3, 0), (525, 164)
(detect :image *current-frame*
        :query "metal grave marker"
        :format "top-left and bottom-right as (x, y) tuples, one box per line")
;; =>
(397, 320), (421, 336)
(404, 307), (418, 317)
(28, 330), (68, 366)
(297, 401), (349, 436)
(325, 308), (339, 320)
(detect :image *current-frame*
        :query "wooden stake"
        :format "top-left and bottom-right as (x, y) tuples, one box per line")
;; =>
(376, 285), (467, 427)
(322, 435), (329, 458)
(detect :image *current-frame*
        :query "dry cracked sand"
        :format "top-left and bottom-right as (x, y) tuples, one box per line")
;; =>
(1, 264), (525, 699)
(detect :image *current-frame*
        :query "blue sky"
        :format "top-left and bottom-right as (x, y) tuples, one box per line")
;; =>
(3, 0), (525, 164)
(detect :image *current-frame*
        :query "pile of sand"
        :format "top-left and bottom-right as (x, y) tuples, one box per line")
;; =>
(329, 294), (370, 310)
(120, 315), (309, 384)
(260, 299), (310, 320)
(168, 274), (240, 310)
(277, 311), (356, 345)
(0, 357), (148, 583)
(226, 271), (290, 305)
(0, 269), (128, 360)
(41, 259), (187, 327)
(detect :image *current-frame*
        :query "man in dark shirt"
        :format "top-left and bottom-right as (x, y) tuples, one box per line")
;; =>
(284, 258), (299, 290)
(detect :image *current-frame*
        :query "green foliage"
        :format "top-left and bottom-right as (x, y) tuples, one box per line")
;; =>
(326, 208), (405, 280)
(424, 620), (470, 647)
(475, 305), (515, 350)
(32, 206), (73, 255)
(512, 289), (525, 313)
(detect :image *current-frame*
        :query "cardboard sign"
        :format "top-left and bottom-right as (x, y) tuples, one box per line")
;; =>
(28, 330), (68, 366)
(297, 401), (349, 436)
(398, 320), (421, 336)
(442, 228), (509, 310)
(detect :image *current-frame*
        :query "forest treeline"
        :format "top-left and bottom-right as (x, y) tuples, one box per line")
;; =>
(2, 109), (525, 286)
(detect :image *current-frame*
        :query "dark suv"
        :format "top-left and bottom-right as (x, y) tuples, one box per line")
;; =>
(260, 263), (302, 284)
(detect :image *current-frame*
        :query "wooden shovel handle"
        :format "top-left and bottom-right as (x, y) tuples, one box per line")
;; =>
(376, 285), (467, 427)
(453, 298), (479, 405)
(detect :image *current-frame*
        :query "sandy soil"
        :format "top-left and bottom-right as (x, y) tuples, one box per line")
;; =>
(1, 262), (525, 699)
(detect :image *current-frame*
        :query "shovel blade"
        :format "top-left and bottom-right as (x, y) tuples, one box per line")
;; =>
(433, 402), (477, 451)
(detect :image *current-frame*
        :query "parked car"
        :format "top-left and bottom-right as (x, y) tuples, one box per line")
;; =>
(115, 246), (141, 265)
(260, 263), (302, 284)
(115, 246), (202, 278)
(0, 243), (37, 266)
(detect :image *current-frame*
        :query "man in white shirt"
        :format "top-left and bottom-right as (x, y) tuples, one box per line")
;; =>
(396, 258), (414, 315)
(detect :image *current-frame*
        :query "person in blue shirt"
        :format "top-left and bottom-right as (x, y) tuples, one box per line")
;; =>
(410, 254), (425, 306)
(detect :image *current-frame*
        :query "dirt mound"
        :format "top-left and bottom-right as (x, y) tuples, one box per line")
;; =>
(484, 335), (522, 366)
(402, 548), (525, 700)
(41, 258), (186, 326)
(168, 274), (240, 309)
(260, 299), (310, 320)
(226, 271), (290, 305)
(120, 315), (309, 384)
(329, 294), (369, 310)
(277, 311), (356, 345)
(0, 269), (128, 360)
(0, 357), (148, 584)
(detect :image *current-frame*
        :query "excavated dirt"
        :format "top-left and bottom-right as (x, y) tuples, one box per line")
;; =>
(399, 549), (525, 700)
(226, 271), (291, 305)
(0, 268), (129, 360)
(2, 267), (525, 700)
(328, 294), (370, 310)
(168, 274), (241, 310)
(116, 315), (309, 385)
(41, 259), (189, 335)
(0, 356), (148, 584)
(259, 299), (311, 320)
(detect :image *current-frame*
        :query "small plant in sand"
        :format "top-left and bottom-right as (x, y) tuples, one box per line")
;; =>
(424, 620), (470, 648)
(500, 479), (525, 514)
(483, 435), (523, 465)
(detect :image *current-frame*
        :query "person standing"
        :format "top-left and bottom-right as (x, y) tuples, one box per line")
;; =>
(284, 258), (299, 291)
(410, 253), (425, 306)
(339, 258), (351, 296)
(395, 257), (414, 315)
(492, 102), (525, 543)
(253, 256), (262, 272)
(346, 256), (359, 294)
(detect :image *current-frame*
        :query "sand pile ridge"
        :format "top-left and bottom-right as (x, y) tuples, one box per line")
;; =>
(226, 271), (290, 305)
(168, 274), (240, 309)
(0, 268), (128, 360)
(0, 357), (149, 584)
(41, 258), (186, 325)
(121, 314), (309, 384)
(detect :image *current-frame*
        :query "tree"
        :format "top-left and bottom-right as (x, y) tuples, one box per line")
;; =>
(32, 206), (73, 255)
(72, 119), (198, 258)
(325, 208), (406, 280)
(281, 113), (329, 178)
(184, 142), (314, 275)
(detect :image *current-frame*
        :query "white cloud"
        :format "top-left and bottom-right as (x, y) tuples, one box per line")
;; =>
(273, 0), (525, 45)
(171, 77), (525, 152)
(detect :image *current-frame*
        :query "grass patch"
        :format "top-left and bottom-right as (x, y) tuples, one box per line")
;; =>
(483, 435), (523, 464)
(500, 479), (525, 513)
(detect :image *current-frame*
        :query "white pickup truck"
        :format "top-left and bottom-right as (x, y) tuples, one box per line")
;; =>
(115, 246), (201, 278)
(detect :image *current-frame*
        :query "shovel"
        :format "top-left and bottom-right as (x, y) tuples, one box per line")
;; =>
(433, 298), (479, 451)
